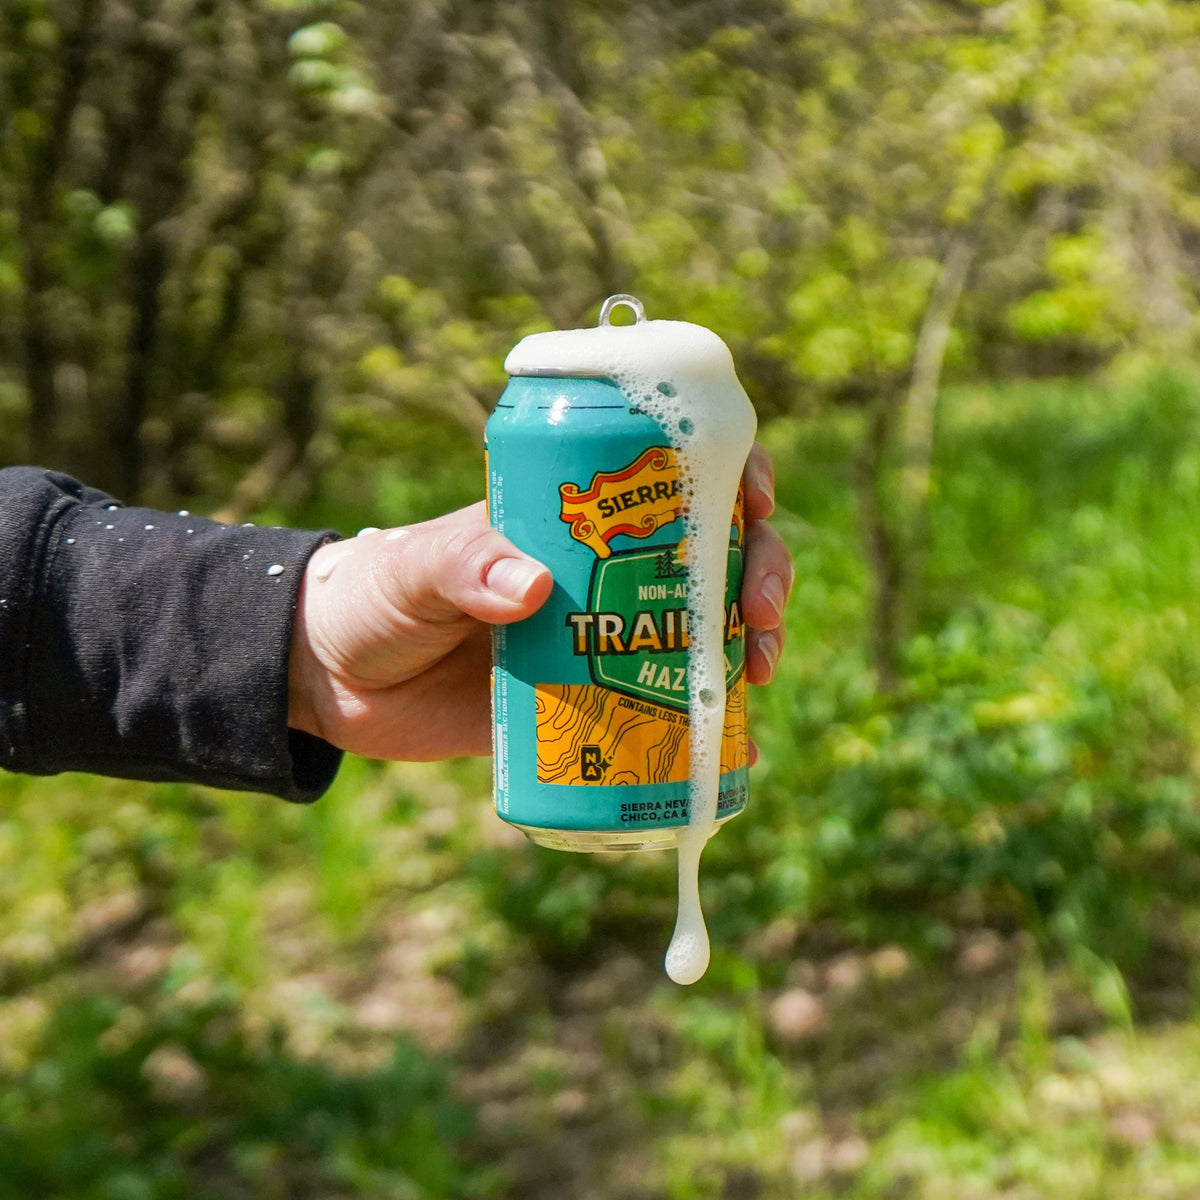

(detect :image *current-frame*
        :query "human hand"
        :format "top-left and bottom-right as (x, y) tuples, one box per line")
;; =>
(740, 442), (792, 690)
(287, 444), (793, 761)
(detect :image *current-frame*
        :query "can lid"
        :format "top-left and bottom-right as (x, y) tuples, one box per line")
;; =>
(505, 294), (647, 378)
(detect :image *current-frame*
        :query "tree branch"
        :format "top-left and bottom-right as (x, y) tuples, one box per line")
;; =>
(899, 234), (975, 522)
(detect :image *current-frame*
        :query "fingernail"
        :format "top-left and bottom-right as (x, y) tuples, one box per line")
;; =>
(762, 573), (787, 622)
(754, 463), (775, 514)
(487, 557), (545, 602)
(759, 629), (782, 675)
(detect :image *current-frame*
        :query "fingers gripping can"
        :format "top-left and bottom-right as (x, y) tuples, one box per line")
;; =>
(486, 296), (750, 852)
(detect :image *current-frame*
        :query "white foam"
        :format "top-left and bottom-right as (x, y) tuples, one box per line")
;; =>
(507, 296), (756, 985)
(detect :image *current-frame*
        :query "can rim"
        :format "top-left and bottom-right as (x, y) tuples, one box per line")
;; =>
(506, 367), (611, 379)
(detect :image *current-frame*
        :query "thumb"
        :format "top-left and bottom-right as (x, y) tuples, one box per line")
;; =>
(382, 515), (553, 626)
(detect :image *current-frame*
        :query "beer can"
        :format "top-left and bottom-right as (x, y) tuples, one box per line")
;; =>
(486, 313), (750, 852)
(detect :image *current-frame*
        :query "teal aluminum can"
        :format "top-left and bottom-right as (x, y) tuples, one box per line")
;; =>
(486, 370), (750, 852)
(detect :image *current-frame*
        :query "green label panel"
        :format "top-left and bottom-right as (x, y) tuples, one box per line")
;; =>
(584, 543), (745, 713)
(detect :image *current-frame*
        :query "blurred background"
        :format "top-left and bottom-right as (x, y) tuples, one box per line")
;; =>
(5, 1), (1200, 1196)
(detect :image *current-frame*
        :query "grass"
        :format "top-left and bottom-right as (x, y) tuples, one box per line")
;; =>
(6, 370), (1200, 1196)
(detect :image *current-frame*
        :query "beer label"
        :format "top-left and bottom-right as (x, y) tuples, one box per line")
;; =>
(559, 446), (680, 558)
(536, 445), (747, 787)
(534, 678), (748, 787)
(566, 544), (744, 711)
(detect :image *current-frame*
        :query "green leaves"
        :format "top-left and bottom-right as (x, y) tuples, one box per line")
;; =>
(287, 21), (347, 59)
(1007, 230), (1135, 346)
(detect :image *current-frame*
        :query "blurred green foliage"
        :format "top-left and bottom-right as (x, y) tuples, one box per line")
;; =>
(4, 0), (1200, 517)
(0, 995), (477, 1200)
(7, 1), (1200, 1197)
(3, 374), (1200, 1195)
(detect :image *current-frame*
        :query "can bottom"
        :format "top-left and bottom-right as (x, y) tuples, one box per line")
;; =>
(506, 808), (743, 854)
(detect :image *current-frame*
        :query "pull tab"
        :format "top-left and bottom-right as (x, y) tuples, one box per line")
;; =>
(598, 294), (646, 326)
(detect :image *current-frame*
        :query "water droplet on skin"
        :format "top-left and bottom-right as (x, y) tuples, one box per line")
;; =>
(266, 564), (284, 576)
(356, 526), (382, 537)
(384, 528), (410, 542)
(312, 545), (353, 582)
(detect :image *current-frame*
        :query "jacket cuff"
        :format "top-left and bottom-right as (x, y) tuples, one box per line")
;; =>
(10, 470), (342, 801)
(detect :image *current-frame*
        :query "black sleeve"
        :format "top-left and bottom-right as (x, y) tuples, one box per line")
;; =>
(0, 467), (343, 801)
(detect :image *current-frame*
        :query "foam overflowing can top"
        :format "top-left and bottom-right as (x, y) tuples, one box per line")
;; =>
(507, 295), (757, 986)
(505, 295), (750, 414)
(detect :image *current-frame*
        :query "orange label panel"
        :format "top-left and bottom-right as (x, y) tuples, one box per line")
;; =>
(535, 679), (748, 786)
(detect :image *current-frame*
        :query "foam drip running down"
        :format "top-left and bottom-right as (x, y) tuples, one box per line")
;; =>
(506, 295), (757, 985)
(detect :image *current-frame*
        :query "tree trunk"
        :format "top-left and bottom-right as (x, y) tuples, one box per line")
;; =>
(897, 234), (976, 590)
(855, 387), (904, 693)
(109, 228), (169, 499)
(18, 0), (101, 469)
(858, 235), (975, 691)
(21, 242), (59, 467)
(212, 304), (320, 524)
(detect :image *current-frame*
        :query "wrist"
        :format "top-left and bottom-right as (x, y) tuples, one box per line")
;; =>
(287, 573), (324, 739)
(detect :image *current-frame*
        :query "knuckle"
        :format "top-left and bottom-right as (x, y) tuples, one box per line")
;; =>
(435, 523), (506, 585)
(745, 519), (786, 563)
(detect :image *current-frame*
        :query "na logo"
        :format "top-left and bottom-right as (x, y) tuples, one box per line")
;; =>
(579, 745), (610, 782)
